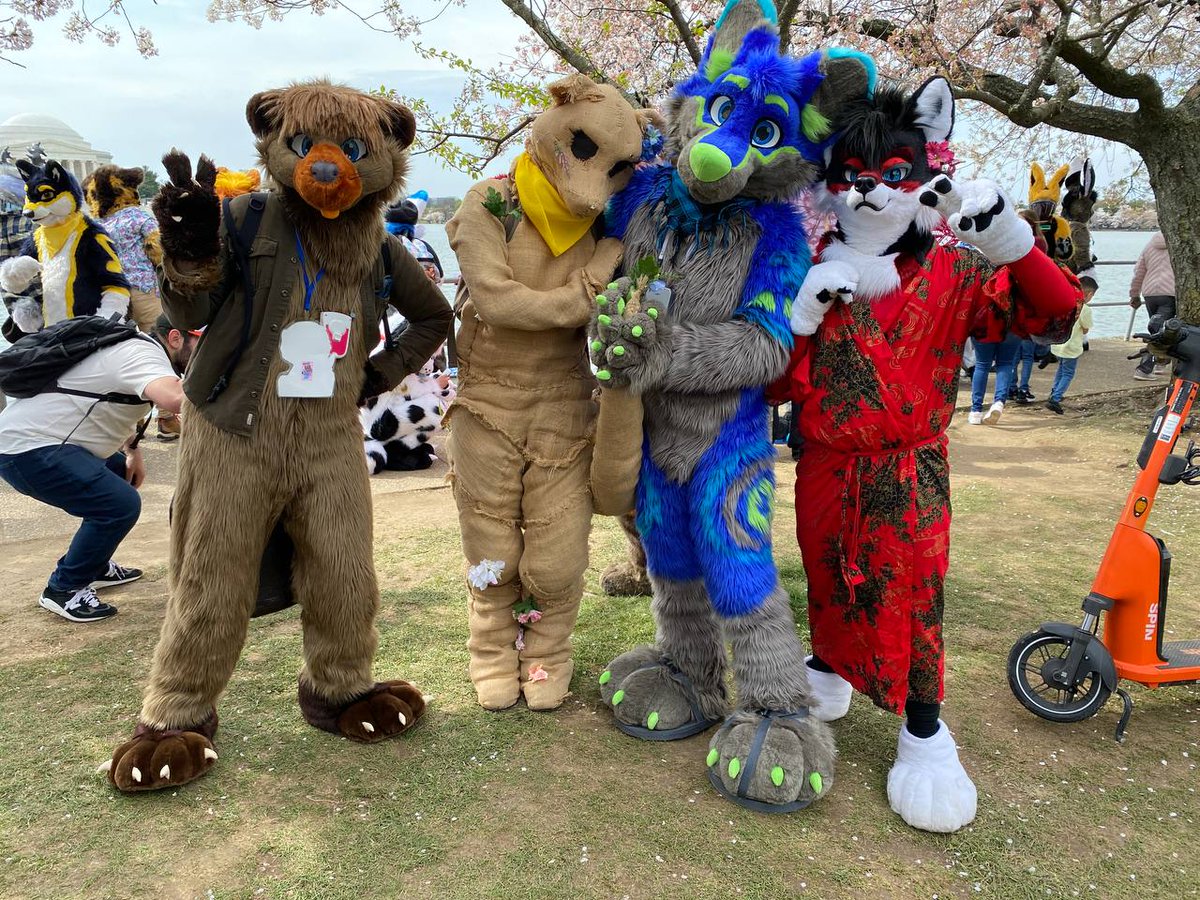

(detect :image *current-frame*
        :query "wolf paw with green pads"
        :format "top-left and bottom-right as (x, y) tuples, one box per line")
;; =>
(599, 646), (725, 741)
(588, 276), (670, 387)
(706, 709), (835, 811)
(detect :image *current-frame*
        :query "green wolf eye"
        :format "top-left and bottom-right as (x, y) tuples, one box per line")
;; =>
(709, 95), (734, 125)
(751, 119), (782, 149)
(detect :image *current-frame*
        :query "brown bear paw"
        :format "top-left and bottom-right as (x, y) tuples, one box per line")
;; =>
(299, 679), (426, 743)
(103, 712), (219, 793)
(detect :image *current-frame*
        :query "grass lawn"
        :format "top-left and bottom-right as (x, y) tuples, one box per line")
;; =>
(1, 394), (1198, 899)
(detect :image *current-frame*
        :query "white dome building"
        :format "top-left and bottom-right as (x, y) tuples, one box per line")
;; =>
(0, 113), (113, 179)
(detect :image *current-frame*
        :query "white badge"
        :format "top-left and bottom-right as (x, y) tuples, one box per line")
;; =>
(277, 312), (353, 398)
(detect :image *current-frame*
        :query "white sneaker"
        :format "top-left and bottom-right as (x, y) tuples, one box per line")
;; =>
(887, 720), (977, 833)
(804, 656), (853, 722)
(967, 410), (983, 425)
(983, 401), (1004, 425)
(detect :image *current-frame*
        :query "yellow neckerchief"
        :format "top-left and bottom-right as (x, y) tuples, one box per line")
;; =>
(512, 152), (597, 257)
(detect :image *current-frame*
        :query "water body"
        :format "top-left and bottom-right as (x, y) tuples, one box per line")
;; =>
(0, 227), (1159, 347)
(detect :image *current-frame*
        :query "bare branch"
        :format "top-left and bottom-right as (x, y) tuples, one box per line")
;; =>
(661, 0), (700, 64)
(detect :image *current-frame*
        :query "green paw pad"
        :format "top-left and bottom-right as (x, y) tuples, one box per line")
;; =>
(728, 758), (741, 779)
(598, 670), (611, 686)
(617, 299), (626, 315)
(590, 340), (603, 352)
(771, 766), (785, 787)
(612, 345), (625, 357)
(647, 308), (659, 319)
(647, 711), (659, 730)
(598, 314), (611, 326)
(611, 689), (625, 706)
(706, 748), (719, 767)
(596, 295), (608, 307)
(597, 370), (612, 382)
(809, 772), (823, 794)
(607, 282), (619, 291)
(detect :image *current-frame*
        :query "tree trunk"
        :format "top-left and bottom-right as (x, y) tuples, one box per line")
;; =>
(1140, 114), (1200, 323)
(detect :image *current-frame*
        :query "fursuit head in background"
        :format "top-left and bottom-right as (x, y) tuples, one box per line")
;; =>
(0, 159), (130, 341)
(591, 0), (875, 813)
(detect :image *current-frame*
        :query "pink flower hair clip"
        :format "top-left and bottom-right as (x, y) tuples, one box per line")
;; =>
(925, 141), (958, 176)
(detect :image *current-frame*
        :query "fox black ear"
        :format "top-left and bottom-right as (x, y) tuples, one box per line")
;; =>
(14, 159), (35, 182)
(907, 77), (954, 144)
(44, 160), (70, 186)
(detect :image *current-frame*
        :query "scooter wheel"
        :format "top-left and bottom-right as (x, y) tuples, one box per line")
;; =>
(1007, 631), (1112, 723)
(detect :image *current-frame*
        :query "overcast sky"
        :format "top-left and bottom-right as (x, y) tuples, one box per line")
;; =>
(0, 1), (1142, 201)
(0, 0), (526, 197)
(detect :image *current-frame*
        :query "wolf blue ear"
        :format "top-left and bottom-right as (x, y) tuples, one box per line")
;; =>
(701, 0), (778, 81)
(14, 159), (35, 183)
(908, 76), (955, 144)
(804, 49), (877, 143)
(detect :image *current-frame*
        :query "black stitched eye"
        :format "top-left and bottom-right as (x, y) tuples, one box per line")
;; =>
(607, 160), (633, 178)
(571, 130), (599, 161)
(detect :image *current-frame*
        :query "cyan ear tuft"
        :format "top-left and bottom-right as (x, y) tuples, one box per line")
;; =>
(805, 49), (877, 142)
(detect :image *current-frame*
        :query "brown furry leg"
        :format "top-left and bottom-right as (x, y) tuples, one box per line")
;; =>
(448, 411), (525, 711)
(601, 511), (651, 597)
(287, 439), (383, 714)
(139, 415), (280, 730)
(517, 456), (592, 710)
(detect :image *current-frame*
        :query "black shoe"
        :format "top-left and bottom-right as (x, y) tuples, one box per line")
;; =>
(1046, 400), (1065, 415)
(90, 561), (143, 590)
(38, 586), (117, 623)
(1013, 388), (1031, 405)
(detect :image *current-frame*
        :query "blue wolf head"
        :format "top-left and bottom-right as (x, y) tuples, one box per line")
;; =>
(664, 0), (875, 205)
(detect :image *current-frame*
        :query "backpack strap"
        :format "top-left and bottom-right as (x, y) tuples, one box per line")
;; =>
(209, 192), (268, 402)
(378, 240), (400, 352)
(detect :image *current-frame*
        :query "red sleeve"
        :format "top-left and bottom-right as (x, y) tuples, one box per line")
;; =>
(1005, 247), (1082, 321)
(969, 248), (1082, 343)
(766, 337), (815, 405)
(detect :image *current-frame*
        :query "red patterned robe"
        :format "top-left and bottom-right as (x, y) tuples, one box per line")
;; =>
(773, 243), (1080, 713)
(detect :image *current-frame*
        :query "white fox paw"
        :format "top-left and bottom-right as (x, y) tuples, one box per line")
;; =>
(804, 657), (853, 722)
(790, 260), (857, 336)
(919, 176), (1033, 265)
(887, 720), (978, 833)
(0, 255), (41, 294)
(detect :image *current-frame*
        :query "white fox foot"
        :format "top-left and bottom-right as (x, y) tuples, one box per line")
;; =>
(804, 657), (852, 722)
(887, 720), (978, 833)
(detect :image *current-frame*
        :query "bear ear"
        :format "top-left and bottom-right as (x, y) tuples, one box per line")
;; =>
(15, 158), (35, 182)
(119, 166), (145, 188)
(246, 89), (285, 139)
(635, 106), (665, 132)
(905, 76), (954, 144)
(380, 100), (416, 150)
(548, 73), (605, 106)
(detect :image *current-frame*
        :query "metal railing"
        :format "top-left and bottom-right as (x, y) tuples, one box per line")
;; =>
(1089, 260), (1142, 340)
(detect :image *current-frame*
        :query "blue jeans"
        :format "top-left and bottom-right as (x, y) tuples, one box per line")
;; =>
(0, 444), (140, 591)
(1012, 339), (1036, 393)
(1050, 356), (1079, 402)
(971, 334), (1021, 411)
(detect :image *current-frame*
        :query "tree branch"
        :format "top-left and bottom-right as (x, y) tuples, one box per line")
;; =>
(497, 0), (637, 104)
(1058, 36), (1163, 108)
(660, 0), (700, 64)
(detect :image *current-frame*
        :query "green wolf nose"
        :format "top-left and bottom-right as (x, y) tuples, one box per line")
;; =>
(689, 142), (732, 183)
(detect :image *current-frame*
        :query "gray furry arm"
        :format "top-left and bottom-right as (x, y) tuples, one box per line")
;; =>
(647, 320), (790, 394)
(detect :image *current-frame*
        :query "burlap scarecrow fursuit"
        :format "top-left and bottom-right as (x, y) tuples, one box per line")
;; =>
(445, 74), (658, 712)
(590, 0), (875, 813)
(101, 81), (452, 792)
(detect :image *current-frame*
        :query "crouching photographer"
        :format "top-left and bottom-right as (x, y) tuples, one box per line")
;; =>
(0, 314), (196, 622)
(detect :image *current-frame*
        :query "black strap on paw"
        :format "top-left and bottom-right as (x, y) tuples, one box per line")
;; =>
(708, 709), (816, 814)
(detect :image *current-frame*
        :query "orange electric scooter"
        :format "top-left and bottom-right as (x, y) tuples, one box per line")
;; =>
(1008, 318), (1200, 741)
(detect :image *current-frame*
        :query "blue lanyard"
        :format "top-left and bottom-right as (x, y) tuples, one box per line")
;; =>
(294, 229), (325, 311)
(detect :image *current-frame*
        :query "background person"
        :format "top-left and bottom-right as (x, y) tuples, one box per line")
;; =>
(1046, 276), (1096, 414)
(1129, 232), (1175, 380)
(0, 315), (194, 621)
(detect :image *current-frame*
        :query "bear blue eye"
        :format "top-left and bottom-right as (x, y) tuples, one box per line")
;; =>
(709, 95), (734, 125)
(571, 130), (599, 161)
(289, 134), (314, 158)
(882, 163), (912, 183)
(341, 139), (368, 162)
(751, 119), (781, 149)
